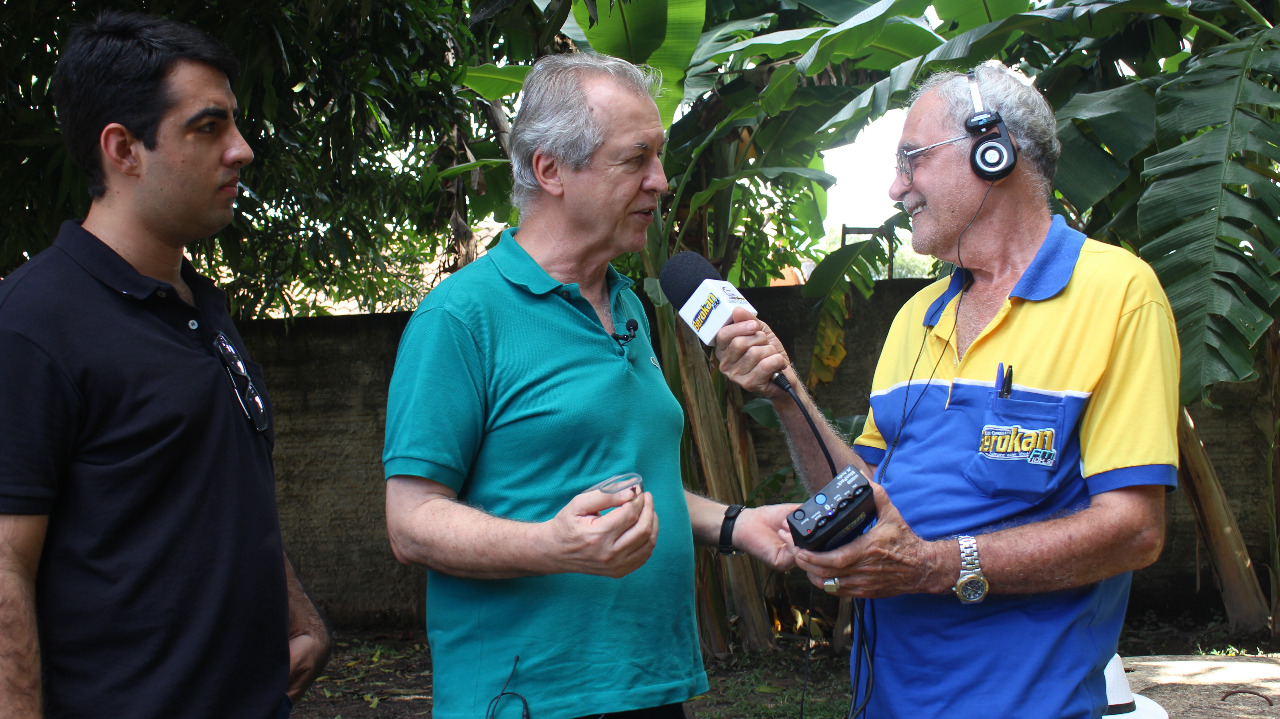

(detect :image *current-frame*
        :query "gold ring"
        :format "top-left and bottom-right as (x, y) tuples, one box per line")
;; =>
(823, 577), (840, 593)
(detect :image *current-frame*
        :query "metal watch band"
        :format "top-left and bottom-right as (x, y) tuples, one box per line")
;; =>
(718, 504), (745, 556)
(954, 534), (989, 604)
(958, 535), (980, 571)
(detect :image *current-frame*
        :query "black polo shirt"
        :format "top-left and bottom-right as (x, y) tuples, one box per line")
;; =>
(0, 221), (288, 718)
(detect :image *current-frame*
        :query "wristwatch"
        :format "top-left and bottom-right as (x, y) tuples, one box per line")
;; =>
(718, 504), (745, 556)
(953, 535), (988, 604)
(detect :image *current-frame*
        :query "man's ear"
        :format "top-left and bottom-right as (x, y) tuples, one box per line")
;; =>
(531, 148), (564, 198)
(98, 123), (142, 180)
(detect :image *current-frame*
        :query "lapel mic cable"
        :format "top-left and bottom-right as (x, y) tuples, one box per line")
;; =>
(878, 182), (991, 484)
(485, 656), (530, 719)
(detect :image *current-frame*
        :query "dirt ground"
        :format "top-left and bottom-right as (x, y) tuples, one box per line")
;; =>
(290, 610), (1278, 719)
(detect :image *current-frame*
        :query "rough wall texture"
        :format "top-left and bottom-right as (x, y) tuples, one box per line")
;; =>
(241, 313), (423, 628)
(241, 282), (1270, 628)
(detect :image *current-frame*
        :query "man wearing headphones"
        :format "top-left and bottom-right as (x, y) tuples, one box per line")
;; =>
(715, 61), (1180, 717)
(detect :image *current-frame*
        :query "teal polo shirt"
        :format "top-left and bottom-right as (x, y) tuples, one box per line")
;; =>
(384, 229), (707, 718)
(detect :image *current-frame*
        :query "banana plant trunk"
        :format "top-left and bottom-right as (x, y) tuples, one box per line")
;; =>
(1269, 327), (1280, 642)
(1177, 408), (1271, 632)
(670, 317), (777, 653)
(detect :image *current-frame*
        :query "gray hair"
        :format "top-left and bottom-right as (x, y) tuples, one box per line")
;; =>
(912, 60), (1060, 200)
(509, 52), (661, 216)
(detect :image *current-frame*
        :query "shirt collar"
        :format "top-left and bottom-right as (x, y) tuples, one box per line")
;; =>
(922, 214), (1085, 326)
(54, 220), (226, 306)
(488, 227), (635, 297)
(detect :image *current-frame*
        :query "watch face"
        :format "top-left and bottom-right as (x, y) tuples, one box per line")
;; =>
(957, 576), (988, 603)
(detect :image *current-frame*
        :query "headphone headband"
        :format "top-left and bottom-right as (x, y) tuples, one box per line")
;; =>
(967, 70), (986, 114)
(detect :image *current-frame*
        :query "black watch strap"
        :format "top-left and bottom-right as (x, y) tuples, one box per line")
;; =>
(718, 504), (745, 556)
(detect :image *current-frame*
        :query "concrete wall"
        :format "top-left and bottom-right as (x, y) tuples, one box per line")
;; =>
(240, 282), (1272, 628)
(242, 312), (423, 628)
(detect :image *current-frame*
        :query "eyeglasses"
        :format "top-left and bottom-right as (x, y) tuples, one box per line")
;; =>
(213, 332), (268, 432)
(895, 134), (969, 186)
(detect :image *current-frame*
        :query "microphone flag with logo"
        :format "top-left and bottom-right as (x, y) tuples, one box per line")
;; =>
(658, 252), (757, 345)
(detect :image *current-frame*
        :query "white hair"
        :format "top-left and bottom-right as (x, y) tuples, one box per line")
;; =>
(912, 60), (1061, 200)
(508, 53), (661, 216)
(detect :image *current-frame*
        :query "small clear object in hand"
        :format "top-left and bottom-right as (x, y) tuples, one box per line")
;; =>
(587, 473), (644, 494)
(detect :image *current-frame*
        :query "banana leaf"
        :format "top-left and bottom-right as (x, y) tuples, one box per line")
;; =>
(1137, 26), (1280, 404)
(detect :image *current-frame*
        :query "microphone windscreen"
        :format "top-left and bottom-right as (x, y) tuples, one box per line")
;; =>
(659, 252), (721, 308)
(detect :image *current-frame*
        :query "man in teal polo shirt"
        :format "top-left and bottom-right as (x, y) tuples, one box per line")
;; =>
(382, 53), (798, 719)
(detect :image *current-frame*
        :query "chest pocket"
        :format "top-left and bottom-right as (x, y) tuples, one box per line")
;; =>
(962, 393), (1066, 504)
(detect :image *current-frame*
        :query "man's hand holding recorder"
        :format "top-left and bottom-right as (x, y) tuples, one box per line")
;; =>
(715, 307), (958, 599)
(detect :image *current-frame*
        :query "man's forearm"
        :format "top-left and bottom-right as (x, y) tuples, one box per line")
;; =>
(770, 369), (859, 491)
(888, 486), (1167, 597)
(284, 553), (330, 701)
(388, 489), (573, 578)
(797, 484), (1167, 600)
(685, 491), (721, 546)
(0, 570), (42, 718)
(386, 476), (657, 580)
(973, 485), (1166, 595)
(0, 514), (46, 719)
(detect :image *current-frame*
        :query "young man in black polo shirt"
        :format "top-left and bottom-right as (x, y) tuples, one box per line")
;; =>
(0, 12), (329, 718)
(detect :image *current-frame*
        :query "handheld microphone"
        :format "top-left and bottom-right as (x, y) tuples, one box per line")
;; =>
(658, 252), (758, 345)
(656, 252), (875, 552)
(611, 319), (639, 345)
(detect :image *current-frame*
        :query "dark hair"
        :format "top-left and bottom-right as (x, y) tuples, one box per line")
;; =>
(51, 11), (239, 198)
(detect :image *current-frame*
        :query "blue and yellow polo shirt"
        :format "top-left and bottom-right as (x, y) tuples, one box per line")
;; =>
(856, 214), (1179, 539)
(848, 214), (1179, 719)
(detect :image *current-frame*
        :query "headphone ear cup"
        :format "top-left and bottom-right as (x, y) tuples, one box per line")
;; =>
(970, 130), (1016, 181)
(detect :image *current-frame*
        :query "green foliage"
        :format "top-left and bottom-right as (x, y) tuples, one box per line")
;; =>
(807, 286), (851, 387)
(6, 0), (1279, 402)
(803, 239), (887, 387)
(0, 1), (90, 273)
(1, 0), (474, 317)
(805, 239), (885, 299)
(568, 0), (706, 126)
(462, 63), (531, 100)
(1055, 82), (1158, 213)
(1139, 26), (1280, 401)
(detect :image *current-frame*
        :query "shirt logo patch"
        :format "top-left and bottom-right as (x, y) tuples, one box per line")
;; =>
(691, 292), (721, 331)
(978, 424), (1057, 467)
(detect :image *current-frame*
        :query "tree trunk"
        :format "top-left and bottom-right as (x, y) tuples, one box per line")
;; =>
(1177, 407), (1271, 632)
(1267, 327), (1280, 641)
(672, 320), (776, 653)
